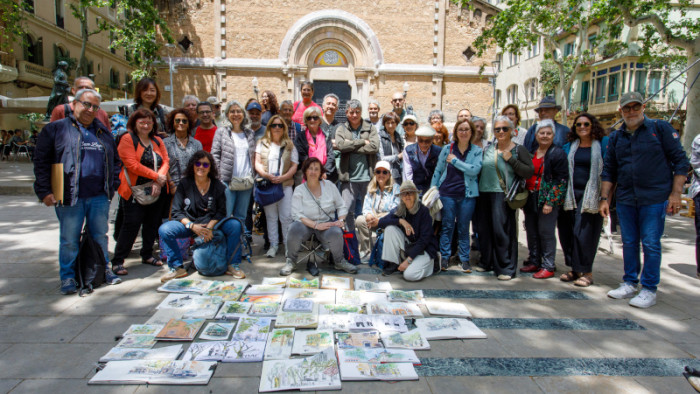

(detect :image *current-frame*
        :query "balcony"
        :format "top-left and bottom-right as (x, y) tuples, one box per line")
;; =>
(16, 60), (53, 88)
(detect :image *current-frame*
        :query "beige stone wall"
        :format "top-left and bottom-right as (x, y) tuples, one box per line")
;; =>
(444, 2), (498, 68)
(169, 0), (217, 59)
(442, 76), (493, 121)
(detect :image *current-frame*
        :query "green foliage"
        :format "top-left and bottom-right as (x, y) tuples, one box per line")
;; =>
(540, 58), (574, 96)
(17, 112), (43, 132)
(0, 0), (27, 55)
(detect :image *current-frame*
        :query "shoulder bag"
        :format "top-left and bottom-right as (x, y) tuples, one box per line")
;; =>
(125, 144), (159, 205)
(495, 145), (529, 210)
(254, 150), (284, 206)
(228, 131), (255, 191)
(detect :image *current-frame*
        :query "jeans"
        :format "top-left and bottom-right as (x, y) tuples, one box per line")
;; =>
(54, 194), (111, 281)
(695, 194), (700, 274)
(158, 218), (243, 271)
(617, 201), (667, 292)
(340, 181), (369, 233)
(439, 195), (476, 267)
(225, 185), (252, 221)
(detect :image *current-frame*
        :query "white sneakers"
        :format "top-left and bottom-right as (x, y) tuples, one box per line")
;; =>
(608, 283), (657, 308)
(266, 245), (278, 258)
(629, 289), (657, 309)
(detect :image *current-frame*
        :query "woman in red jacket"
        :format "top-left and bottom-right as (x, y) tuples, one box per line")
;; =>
(112, 108), (170, 275)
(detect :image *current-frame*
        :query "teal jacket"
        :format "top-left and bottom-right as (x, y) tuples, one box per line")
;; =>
(430, 143), (483, 198)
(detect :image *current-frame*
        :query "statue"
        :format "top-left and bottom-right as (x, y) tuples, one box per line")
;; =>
(44, 61), (70, 121)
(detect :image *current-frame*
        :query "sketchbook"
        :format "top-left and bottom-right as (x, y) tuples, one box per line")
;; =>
(215, 301), (252, 320)
(282, 298), (314, 313)
(155, 318), (205, 341)
(381, 329), (430, 350)
(88, 360), (216, 385)
(239, 294), (282, 304)
(353, 279), (393, 292)
(387, 290), (424, 304)
(157, 278), (215, 294)
(122, 324), (164, 337)
(205, 281), (248, 301)
(99, 345), (183, 363)
(336, 331), (383, 349)
(182, 297), (224, 319)
(115, 335), (157, 349)
(245, 284), (285, 295)
(222, 340), (267, 363)
(262, 277), (288, 286)
(231, 317), (272, 342)
(282, 288), (336, 304)
(248, 302), (280, 317)
(317, 315), (352, 332)
(320, 274), (354, 290)
(339, 362), (419, 381)
(286, 276), (320, 289)
(367, 302), (424, 318)
(291, 329), (334, 355)
(336, 290), (387, 306)
(259, 348), (341, 392)
(181, 341), (231, 362)
(264, 328), (295, 360)
(424, 300), (472, 317)
(199, 322), (236, 341)
(275, 311), (319, 329)
(337, 347), (420, 364)
(319, 303), (364, 315)
(414, 318), (487, 340)
(348, 314), (408, 333)
(145, 308), (185, 325)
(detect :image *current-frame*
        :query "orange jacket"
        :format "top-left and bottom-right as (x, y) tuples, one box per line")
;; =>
(117, 132), (170, 200)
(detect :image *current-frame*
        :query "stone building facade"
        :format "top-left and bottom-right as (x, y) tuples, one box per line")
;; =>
(156, 0), (498, 124)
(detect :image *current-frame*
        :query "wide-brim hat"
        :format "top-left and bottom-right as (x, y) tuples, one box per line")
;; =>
(399, 180), (419, 194)
(534, 96), (561, 112)
(415, 125), (436, 138)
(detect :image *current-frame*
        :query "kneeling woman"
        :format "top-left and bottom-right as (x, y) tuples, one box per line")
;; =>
(378, 180), (439, 281)
(281, 157), (358, 276)
(158, 151), (245, 282)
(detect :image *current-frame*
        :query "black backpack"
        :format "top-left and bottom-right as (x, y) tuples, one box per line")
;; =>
(74, 229), (106, 296)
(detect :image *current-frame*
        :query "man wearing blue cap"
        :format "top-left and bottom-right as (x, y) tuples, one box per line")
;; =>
(247, 101), (266, 141)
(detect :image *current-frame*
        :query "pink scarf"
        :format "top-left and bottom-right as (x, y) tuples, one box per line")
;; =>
(306, 128), (327, 165)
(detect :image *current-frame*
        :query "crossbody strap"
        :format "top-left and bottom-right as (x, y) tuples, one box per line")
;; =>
(125, 142), (158, 188)
(304, 183), (334, 221)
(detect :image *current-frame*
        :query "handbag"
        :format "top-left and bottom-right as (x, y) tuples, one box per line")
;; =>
(494, 145), (529, 210)
(74, 227), (106, 296)
(125, 146), (159, 205)
(228, 132), (254, 191)
(254, 152), (285, 206)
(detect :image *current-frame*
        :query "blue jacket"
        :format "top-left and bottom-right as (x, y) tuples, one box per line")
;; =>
(34, 115), (121, 206)
(430, 143), (483, 198)
(523, 121), (570, 153)
(405, 143), (441, 193)
(601, 116), (689, 206)
(378, 203), (438, 261)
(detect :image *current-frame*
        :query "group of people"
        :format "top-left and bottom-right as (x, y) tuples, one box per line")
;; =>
(1, 128), (36, 159)
(33, 75), (691, 309)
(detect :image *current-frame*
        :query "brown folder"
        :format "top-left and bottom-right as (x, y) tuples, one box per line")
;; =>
(51, 163), (64, 204)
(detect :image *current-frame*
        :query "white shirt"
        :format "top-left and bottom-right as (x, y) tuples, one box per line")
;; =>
(232, 131), (252, 178)
(256, 142), (299, 175)
(291, 180), (348, 222)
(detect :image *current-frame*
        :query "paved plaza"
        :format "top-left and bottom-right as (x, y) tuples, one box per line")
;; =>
(0, 161), (699, 393)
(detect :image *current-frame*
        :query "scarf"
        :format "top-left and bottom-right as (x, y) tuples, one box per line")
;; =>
(395, 196), (421, 218)
(306, 128), (327, 165)
(564, 139), (602, 213)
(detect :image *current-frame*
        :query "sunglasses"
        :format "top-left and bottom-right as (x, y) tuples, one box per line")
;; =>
(195, 161), (210, 168)
(305, 116), (320, 121)
(621, 103), (643, 113)
(575, 122), (591, 128)
(418, 138), (433, 144)
(392, 99), (404, 103)
(174, 119), (189, 124)
(403, 121), (416, 126)
(494, 127), (510, 133)
(375, 169), (389, 175)
(198, 110), (213, 115)
(269, 123), (285, 129)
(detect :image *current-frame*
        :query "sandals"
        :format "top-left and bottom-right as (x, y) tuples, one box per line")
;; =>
(573, 274), (594, 287)
(559, 271), (579, 282)
(112, 265), (128, 275)
(142, 257), (164, 267)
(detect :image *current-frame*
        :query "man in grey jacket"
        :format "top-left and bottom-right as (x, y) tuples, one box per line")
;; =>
(334, 99), (380, 233)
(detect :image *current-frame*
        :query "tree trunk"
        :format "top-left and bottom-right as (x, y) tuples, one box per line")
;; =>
(681, 45), (700, 153)
(556, 62), (568, 125)
(78, 6), (89, 77)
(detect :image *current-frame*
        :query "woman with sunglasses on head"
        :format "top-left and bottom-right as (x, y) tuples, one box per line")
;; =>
(356, 161), (401, 261)
(475, 116), (534, 280)
(254, 115), (299, 258)
(430, 118), (483, 273)
(158, 151), (244, 282)
(294, 106), (338, 183)
(520, 119), (569, 280)
(112, 109), (170, 276)
(557, 113), (609, 287)
(291, 81), (322, 125)
(378, 112), (405, 184)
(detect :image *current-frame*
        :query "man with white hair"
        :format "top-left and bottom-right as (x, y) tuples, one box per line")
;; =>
(50, 76), (111, 132)
(402, 126), (442, 194)
(34, 89), (123, 294)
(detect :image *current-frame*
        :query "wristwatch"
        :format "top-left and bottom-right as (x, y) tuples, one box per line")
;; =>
(186, 222), (193, 229)
(599, 197), (608, 202)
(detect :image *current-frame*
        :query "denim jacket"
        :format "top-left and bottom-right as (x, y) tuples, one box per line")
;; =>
(361, 183), (400, 216)
(430, 143), (483, 198)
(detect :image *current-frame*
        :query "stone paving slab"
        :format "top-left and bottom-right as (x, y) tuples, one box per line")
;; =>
(532, 376), (652, 393)
(0, 315), (97, 344)
(0, 379), (21, 393)
(425, 376), (543, 394)
(0, 344), (105, 379)
(10, 379), (134, 394)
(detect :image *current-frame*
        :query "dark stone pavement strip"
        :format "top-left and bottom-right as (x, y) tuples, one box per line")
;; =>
(421, 289), (590, 300)
(472, 318), (646, 330)
(416, 357), (700, 377)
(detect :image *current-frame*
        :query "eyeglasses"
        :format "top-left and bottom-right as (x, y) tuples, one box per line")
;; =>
(457, 128), (471, 133)
(392, 99), (404, 103)
(494, 127), (511, 133)
(136, 120), (154, 126)
(575, 122), (591, 128)
(78, 100), (100, 112)
(174, 119), (189, 124)
(198, 110), (213, 115)
(195, 161), (210, 168)
(621, 103), (643, 113)
(305, 116), (320, 121)
(418, 138), (432, 144)
(400, 192), (415, 197)
(269, 123), (284, 129)
(375, 169), (389, 175)
(403, 121), (416, 126)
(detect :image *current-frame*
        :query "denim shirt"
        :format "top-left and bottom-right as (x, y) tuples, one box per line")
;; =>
(361, 183), (400, 215)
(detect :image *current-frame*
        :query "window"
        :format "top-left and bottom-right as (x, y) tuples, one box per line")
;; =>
(608, 73), (619, 102)
(528, 38), (540, 58)
(109, 68), (120, 89)
(22, 0), (34, 13)
(53, 44), (67, 69)
(564, 42), (574, 57)
(635, 70), (647, 94)
(525, 78), (538, 102)
(55, 0), (64, 28)
(507, 84), (518, 104)
(109, 32), (116, 55)
(648, 71), (662, 96)
(595, 76), (607, 104)
(509, 52), (519, 67)
(463, 46), (476, 62)
(580, 81), (590, 110)
(588, 33), (598, 49)
(495, 53), (502, 71)
(24, 34), (43, 66)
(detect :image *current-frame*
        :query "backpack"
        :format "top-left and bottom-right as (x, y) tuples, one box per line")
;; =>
(74, 229), (106, 296)
(191, 217), (252, 276)
(110, 114), (128, 138)
(368, 230), (385, 268)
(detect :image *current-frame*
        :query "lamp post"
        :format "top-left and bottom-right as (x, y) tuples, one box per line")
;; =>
(252, 77), (259, 101)
(490, 60), (500, 131)
(402, 81), (413, 114)
(165, 43), (176, 107)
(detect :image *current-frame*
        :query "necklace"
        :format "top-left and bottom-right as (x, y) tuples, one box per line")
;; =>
(196, 179), (211, 195)
(177, 135), (188, 148)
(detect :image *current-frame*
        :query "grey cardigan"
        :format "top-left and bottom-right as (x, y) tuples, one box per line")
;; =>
(211, 126), (256, 183)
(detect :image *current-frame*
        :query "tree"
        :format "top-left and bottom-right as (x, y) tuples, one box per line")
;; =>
(0, 0), (26, 56)
(466, 0), (610, 125)
(69, 0), (108, 77)
(600, 0), (700, 150)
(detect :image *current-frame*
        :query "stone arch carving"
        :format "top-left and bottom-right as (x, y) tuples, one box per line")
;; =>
(279, 9), (383, 70)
